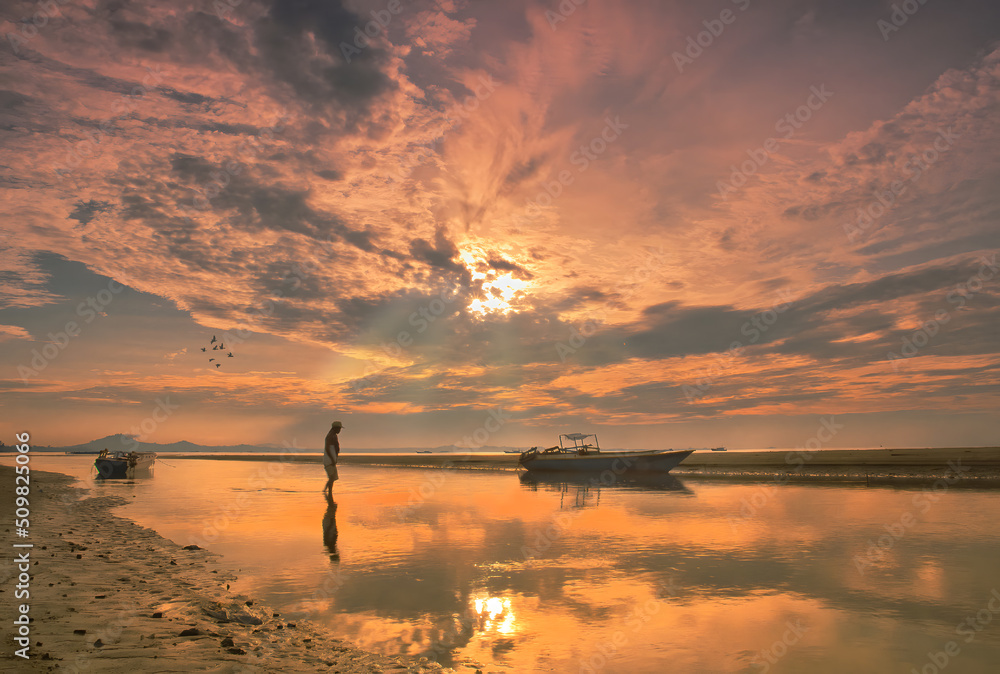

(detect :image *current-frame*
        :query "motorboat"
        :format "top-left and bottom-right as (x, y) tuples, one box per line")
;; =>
(517, 433), (693, 473)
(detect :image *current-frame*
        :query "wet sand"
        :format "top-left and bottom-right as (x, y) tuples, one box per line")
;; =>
(0, 465), (458, 673)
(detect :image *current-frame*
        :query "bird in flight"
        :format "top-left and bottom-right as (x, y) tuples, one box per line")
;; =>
(201, 334), (234, 370)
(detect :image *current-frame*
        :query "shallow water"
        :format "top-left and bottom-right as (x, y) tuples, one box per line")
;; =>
(18, 455), (1000, 673)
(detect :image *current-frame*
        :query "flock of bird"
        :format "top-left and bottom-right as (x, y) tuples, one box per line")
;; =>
(200, 335), (234, 369)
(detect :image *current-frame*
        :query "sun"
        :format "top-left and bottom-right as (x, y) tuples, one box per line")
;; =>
(469, 273), (530, 315)
(460, 248), (531, 316)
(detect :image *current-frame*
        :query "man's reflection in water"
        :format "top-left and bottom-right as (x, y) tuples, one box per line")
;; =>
(322, 491), (339, 561)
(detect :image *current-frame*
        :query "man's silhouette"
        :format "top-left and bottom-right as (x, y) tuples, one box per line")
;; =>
(323, 421), (343, 496)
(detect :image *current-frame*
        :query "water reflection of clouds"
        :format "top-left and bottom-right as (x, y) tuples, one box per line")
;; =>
(249, 470), (1000, 669)
(52, 458), (1000, 672)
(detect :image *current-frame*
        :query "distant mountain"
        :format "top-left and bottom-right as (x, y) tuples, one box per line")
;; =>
(41, 434), (307, 454)
(27, 435), (525, 454)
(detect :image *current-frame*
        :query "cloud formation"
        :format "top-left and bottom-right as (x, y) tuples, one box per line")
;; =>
(1, 0), (998, 446)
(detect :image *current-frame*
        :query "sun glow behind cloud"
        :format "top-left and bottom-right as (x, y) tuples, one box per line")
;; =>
(460, 248), (531, 316)
(468, 273), (530, 316)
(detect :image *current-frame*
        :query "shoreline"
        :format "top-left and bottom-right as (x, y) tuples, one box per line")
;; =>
(0, 465), (450, 673)
(147, 447), (1000, 485)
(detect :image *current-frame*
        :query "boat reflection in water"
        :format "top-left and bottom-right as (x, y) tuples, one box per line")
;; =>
(519, 470), (692, 510)
(519, 470), (691, 494)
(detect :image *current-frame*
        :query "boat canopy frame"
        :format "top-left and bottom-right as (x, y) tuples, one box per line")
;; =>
(559, 433), (600, 453)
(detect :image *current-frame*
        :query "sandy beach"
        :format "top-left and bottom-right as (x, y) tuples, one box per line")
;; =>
(0, 465), (463, 673)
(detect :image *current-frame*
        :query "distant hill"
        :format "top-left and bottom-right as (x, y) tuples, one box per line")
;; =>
(35, 434), (289, 454)
(20, 434), (524, 454)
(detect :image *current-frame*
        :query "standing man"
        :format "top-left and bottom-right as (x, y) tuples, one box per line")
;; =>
(324, 421), (343, 496)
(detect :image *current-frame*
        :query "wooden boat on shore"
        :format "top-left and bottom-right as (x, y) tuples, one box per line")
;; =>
(518, 433), (694, 473)
(95, 449), (156, 479)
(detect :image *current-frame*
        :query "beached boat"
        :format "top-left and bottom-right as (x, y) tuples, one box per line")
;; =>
(518, 433), (694, 473)
(94, 449), (156, 479)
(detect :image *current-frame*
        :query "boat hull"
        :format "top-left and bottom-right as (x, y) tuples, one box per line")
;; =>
(519, 449), (693, 473)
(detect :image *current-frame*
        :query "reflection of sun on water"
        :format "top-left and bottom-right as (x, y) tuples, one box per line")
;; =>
(460, 248), (530, 316)
(472, 595), (516, 635)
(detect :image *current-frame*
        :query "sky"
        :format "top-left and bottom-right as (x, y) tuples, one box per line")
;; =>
(1, 0), (999, 450)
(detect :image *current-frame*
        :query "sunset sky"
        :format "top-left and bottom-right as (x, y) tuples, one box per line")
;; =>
(2, 0), (999, 449)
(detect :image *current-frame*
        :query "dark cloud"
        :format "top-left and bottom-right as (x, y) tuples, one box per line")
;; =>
(798, 259), (995, 315)
(0, 89), (30, 110)
(24, 52), (146, 98)
(622, 302), (750, 360)
(164, 157), (380, 253)
(119, 193), (165, 222)
(252, 0), (394, 112)
(254, 257), (337, 303)
(503, 156), (545, 189)
(108, 18), (173, 53)
(158, 88), (211, 107)
(138, 117), (273, 137)
(782, 201), (843, 221)
(178, 10), (255, 67)
(315, 169), (343, 181)
(68, 200), (113, 228)
(331, 285), (467, 340)
(169, 154), (215, 183)
(196, 121), (267, 136)
(485, 255), (533, 279)
(544, 286), (617, 315)
(148, 218), (210, 267)
(245, 187), (313, 232)
(409, 227), (462, 272)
